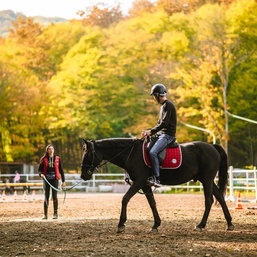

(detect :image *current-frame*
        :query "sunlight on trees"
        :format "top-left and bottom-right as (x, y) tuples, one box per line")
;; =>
(0, 0), (256, 168)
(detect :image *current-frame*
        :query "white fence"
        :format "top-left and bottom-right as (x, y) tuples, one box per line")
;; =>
(0, 167), (256, 200)
(226, 166), (257, 202)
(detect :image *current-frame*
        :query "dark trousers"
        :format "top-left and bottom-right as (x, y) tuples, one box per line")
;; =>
(43, 179), (59, 213)
(149, 134), (175, 177)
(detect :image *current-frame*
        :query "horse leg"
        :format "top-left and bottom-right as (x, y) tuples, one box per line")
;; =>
(117, 182), (143, 233)
(212, 183), (234, 231)
(195, 183), (214, 231)
(142, 185), (161, 232)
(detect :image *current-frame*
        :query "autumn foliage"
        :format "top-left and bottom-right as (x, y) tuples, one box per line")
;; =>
(0, 0), (256, 169)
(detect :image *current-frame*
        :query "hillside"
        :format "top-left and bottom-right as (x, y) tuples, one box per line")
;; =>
(0, 10), (68, 37)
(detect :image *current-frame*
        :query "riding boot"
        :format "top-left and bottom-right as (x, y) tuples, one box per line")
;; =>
(53, 200), (58, 219)
(42, 202), (48, 219)
(147, 176), (161, 188)
(154, 176), (161, 188)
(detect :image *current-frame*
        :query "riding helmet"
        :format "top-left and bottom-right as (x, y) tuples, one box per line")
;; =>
(150, 84), (166, 96)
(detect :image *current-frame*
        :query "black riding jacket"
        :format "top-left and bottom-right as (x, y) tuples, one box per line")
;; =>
(150, 99), (177, 137)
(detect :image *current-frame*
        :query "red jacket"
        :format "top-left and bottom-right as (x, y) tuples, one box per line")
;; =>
(42, 156), (61, 180)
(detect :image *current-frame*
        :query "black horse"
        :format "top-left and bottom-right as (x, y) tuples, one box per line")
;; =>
(80, 138), (234, 233)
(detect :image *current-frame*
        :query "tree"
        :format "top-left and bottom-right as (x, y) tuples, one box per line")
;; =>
(1, 0), (256, 169)
(39, 21), (86, 72)
(156, 0), (238, 15)
(9, 17), (53, 81)
(48, 25), (146, 139)
(0, 38), (46, 162)
(227, 58), (257, 167)
(78, 2), (123, 28)
(0, 18), (86, 163)
(170, 1), (257, 156)
(128, 0), (155, 17)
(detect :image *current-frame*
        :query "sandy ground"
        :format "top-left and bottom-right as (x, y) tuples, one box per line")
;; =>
(0, 192), (257, 257)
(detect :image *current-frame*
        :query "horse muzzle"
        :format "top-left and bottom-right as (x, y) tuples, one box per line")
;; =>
(81, 168), (94, 180)
(81, 173), (91, 181)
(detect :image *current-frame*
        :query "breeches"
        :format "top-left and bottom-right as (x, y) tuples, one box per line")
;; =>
(149, 134), (175, 177)
(43, 179), (59, 204)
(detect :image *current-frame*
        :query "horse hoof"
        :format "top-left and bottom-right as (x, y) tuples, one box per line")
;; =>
(117, 226), (125, 233)
(227, 224), (235, 231)
(194, 226), (202, 232)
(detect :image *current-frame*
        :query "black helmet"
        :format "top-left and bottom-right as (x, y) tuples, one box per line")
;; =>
(150, 84), (166, 96)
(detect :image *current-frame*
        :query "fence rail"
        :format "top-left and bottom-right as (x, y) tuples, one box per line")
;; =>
(0, 167), (256, 201)
(0, 183), (43, 187)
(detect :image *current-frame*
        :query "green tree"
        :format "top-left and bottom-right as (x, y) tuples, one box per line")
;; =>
(0, 38), (46, 162)
(0, 18), (86, 163)
(170, 1), (257, 155)
(1, 0), (257, 170)
(228, 58), (257, 167)
(48, 25), (145, 139)
(38, 21), (86, 72)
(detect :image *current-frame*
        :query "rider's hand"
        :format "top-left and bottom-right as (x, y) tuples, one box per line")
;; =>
(61, 182), (66, 188)
(141, 130), (151, 137)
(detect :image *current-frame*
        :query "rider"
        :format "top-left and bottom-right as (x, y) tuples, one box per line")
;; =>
(142, 84), (177, 187)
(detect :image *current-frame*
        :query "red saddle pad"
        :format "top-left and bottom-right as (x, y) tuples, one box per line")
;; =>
(143, 141), (182, 169)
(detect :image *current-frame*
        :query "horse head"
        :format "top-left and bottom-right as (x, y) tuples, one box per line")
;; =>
(80, 139), (102, 181)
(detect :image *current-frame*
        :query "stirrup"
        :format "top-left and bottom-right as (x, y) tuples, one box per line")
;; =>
(153, 180), (161, 188)
(147, 176), (161, 187)
(147, 176), (155, 186)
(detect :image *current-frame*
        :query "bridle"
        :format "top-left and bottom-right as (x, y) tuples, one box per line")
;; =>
(81, 139), (138, 176)
(81, 138), (154, 195)
(81, 141), (101, 175)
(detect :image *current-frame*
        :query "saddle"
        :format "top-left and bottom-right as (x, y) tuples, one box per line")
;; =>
(143, 136), (182, 169)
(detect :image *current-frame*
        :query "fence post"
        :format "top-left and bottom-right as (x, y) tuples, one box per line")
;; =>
(251, 166), (257, 203)
(226, 166), (235, 202)
(246, 170), (249, 193)
(92, 174), (96, 188)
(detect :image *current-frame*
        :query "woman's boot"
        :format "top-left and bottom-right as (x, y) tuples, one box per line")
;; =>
(42, 202), (48, 219)
(53, 199), (58, 219)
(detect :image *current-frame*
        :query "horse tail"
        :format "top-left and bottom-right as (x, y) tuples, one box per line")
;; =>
(213, 144), (228, 195)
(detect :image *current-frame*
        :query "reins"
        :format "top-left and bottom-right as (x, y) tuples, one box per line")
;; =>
(43, 176), (83, 203)
(83, 138), (141, 173)
(42, 139), (140, 203)
(44, 138), (152, 201)
(83, 138), (154, 195)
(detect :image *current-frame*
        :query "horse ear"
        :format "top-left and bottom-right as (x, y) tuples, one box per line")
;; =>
(80, 139), (88, 150)
(80, 138), (87, 144)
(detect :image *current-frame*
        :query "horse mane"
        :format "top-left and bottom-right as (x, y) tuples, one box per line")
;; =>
(95, 138), (139, 149)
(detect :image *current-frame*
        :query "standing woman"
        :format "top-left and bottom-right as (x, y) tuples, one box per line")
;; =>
(38, 144), (66, 219)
